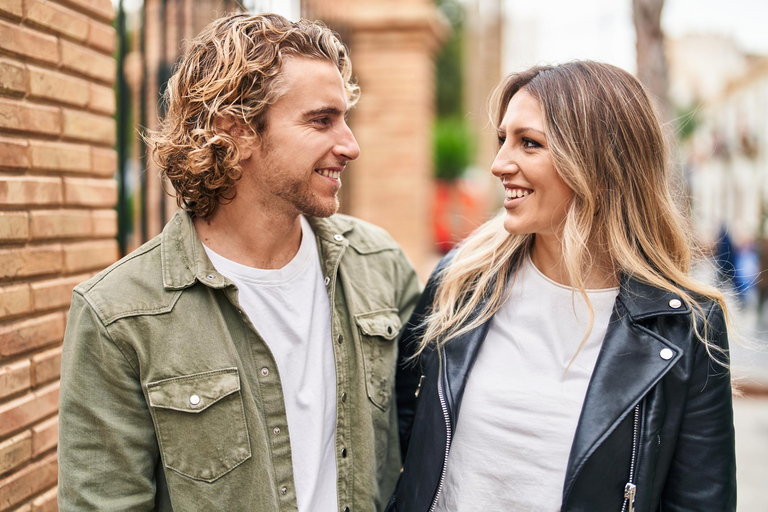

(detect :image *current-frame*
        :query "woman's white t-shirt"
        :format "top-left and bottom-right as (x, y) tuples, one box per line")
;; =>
(435, 257), (618, 512)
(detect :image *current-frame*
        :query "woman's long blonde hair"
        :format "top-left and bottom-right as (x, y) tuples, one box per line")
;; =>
(416, 61), (728, 361)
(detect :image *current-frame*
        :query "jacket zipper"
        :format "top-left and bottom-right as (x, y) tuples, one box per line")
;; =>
(621, 402), (642, 512)
(428, 361), (452, 512)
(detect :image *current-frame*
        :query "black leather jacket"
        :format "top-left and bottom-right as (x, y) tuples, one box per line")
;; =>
(387, 259), (736, 512)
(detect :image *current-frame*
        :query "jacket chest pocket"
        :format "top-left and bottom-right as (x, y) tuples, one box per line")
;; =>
(147, 368), (251, 482)
(355, 309), (402, 411)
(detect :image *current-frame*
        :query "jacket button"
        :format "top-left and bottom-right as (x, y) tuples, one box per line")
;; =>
(261, 367), (269, 377)
(280, 486), (287, 495)
(668, 298), (682, 309)
(324, 276), (331, 286)
(189, 394), (200, 405)
(273, 427), (280, 435)
(386, 325), (393, 335)
(341, 448), (347, 458)
(341, 392), (347, 402)
(334, 234), (344, 241)
(337, 334), (343, 344)
(344, 508), (350, 512)
(660, 348), (675, 360)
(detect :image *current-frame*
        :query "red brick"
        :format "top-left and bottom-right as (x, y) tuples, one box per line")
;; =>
(28, 66), (90, 107)
(0, 98), (60, 136)
(0, 19), (58, 64)
(0, 383), (59, 438)
(0, 313), (65, 358)
(62, 108), (116, 145)
(0, 452), (57, 509)
(29, 209), (91, 240)
(0, 284), (32, 320)
(0, 359), (31, 399)
(31, 484), (57, 512)
(28, 140), (91, 173)
(90, 147), (116, 177)
(88, 82), (115, 114)
(0, 244), (63, 280)
(87, 19), (115, 54)
(91, 209), (116, 237)
(30, 416), (57, 457)
(0, 176), (61, 206)
(60, 39), (116, 84)
(30, 275), (83, 311)
(59, 0), (113, 21)
(0, 431), (32, 475)
(26, 0), (89, 42)
(0, 58), (26, 95)
(63, 177), (116, 207)
(0, 137), (30, 170)
(0, 212), (29, 241)
(63, 239), (118, 273)
(31, 347), (61, 387)
(0, 0), (23, 18)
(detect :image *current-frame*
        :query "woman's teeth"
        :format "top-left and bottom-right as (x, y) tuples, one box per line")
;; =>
(505, 188), (530, 199)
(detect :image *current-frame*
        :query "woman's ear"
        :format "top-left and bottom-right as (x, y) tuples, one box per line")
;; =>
(214, 114), (256, 161)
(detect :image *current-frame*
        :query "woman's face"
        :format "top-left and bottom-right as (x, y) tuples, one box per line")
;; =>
(491, 90), (574, 242)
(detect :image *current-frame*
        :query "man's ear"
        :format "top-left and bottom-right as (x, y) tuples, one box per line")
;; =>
(214, 114), (256, 161)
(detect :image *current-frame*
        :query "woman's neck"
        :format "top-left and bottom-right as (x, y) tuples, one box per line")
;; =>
(530, 235), (618, 289)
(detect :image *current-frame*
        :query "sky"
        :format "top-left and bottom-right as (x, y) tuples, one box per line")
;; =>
(502, 0), (768, 73)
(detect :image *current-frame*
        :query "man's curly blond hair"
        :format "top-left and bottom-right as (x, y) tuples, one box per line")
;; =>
(149, 12), (359, 219)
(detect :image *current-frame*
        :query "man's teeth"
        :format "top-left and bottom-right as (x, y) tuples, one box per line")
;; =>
(317, 169), (341, 179)
(505, 188), (530, 199)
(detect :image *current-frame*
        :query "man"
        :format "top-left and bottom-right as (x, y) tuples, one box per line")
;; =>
(58, 13), (420, 512)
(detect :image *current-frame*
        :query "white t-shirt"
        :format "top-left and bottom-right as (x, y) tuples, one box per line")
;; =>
(203, 216), (337, 512)
(435, 256), (618, 512)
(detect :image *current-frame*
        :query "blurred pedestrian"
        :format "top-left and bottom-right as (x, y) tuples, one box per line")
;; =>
(58, 13), (420, 512)
(390, 61), (736, 512)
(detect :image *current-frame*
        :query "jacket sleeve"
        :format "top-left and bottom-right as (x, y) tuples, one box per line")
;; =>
(58, 291), (159, 511)
(395, 253), (452, 460)
(661, 303), (737, 511)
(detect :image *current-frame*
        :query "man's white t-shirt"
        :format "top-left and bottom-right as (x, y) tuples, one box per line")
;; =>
(435, 256), (619, 512)
(203, 216), (337, 512)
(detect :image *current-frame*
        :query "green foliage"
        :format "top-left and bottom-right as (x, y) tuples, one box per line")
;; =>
(434, 117), (475, 181)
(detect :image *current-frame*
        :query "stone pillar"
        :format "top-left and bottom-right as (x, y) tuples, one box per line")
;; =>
(0, 0), (118, 509)
(343, 1), (448, 275)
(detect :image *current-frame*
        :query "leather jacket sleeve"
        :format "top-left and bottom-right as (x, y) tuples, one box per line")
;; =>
(661, 303), (737, 510)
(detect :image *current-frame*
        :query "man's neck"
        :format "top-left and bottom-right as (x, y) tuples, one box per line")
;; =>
(193, 200), (303, 270)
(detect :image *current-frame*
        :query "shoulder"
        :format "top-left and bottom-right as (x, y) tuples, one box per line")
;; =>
(73, 235), (179, 325)
(313, 214), (402, 255)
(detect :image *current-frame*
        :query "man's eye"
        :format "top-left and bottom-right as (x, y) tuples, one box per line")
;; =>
(313, 117), (332, 126)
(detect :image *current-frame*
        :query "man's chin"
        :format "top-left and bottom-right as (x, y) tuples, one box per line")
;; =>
(302, 198), (340, 218)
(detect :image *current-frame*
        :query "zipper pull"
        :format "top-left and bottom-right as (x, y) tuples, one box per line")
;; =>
(624, 483), (637, 512)
(414, 374), (425, 398)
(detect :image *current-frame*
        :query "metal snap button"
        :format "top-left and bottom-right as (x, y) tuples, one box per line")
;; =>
(668, 298), (682, 309)
(206, 274), (215, 280)
(273, 427), (280, 435)
(324, 276), (331, 286)
(334, 234), (344, 241)
(280, 486), (287, 496)
(189, 394), (200, 405)
(261, 367), (269, 377)
(660, 348), (675, 360)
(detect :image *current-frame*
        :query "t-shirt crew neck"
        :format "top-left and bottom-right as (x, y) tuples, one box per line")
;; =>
(435, 256), (619, 512)
(203, 216), (338, 512)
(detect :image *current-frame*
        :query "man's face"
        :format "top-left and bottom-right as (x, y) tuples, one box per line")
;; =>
(240, 57), (360, 218)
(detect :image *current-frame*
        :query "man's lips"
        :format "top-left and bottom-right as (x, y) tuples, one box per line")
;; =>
(315, 167), (343, 179)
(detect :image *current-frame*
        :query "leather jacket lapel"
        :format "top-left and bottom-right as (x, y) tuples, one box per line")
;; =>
(562, 275), (690, 506)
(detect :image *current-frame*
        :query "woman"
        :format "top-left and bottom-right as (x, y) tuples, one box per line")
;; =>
(388, 62), (736, 512)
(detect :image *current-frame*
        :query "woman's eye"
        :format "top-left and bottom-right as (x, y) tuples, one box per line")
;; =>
(497, 136), (506, 147)
(522, 138), (541, 149)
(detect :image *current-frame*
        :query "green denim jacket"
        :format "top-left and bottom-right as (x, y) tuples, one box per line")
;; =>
(58, 210), (421, 512)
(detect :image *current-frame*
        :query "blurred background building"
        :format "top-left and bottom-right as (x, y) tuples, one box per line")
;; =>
(1, 0), (767, 510)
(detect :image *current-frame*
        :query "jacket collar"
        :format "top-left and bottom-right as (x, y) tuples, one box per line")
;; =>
(160, 210), (356, 291)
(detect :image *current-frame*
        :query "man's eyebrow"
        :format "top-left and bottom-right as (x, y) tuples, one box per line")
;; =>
(303, 106), (346, 117)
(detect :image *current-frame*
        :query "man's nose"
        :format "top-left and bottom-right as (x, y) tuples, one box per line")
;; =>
(335, 122), (360, 161)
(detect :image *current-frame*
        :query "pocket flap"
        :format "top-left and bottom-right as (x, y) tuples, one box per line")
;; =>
(147, 368), (241, 413)
(355, 309), (402, 340)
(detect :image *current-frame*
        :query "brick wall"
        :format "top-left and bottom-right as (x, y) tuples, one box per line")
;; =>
(0, 1), (117, 510)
